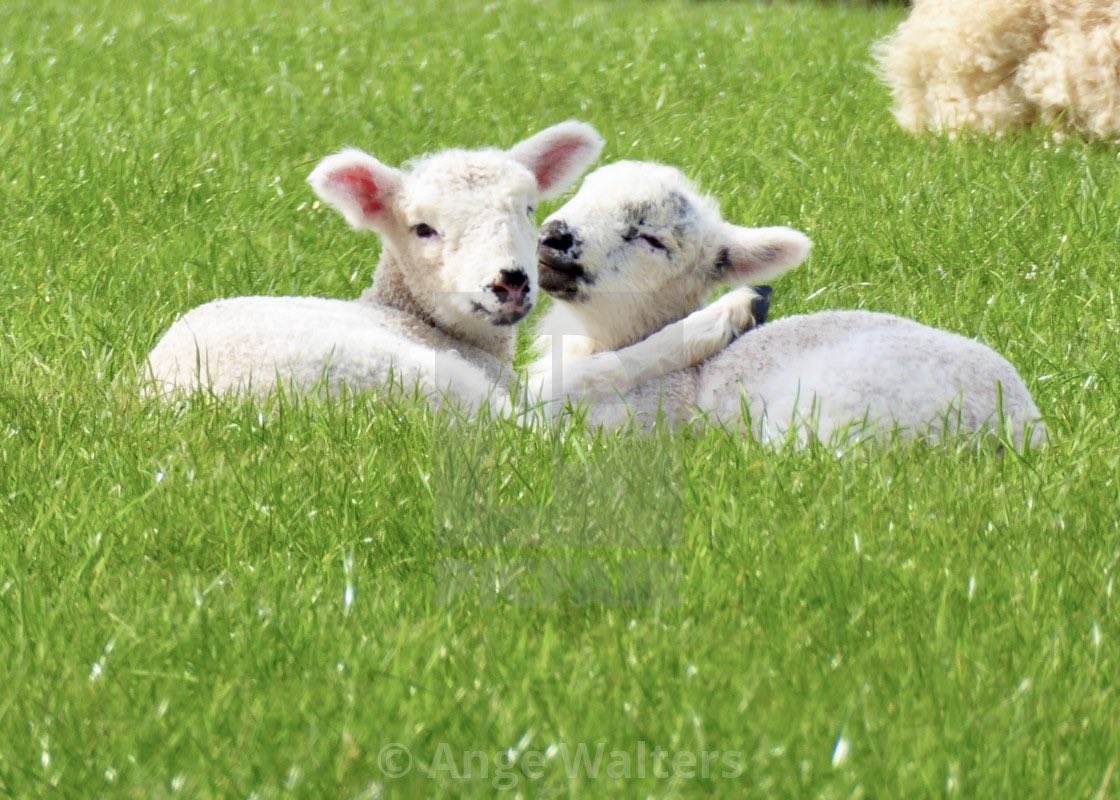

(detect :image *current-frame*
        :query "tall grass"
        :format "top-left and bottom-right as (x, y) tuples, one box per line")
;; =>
(1, 1), (1117, 796)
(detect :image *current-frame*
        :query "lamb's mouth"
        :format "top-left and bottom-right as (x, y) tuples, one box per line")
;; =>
(471, 301), (533, 326)
(538, 255), (593, 300)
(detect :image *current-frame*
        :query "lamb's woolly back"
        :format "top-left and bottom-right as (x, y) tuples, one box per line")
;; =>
(695, 311), (1047, 448)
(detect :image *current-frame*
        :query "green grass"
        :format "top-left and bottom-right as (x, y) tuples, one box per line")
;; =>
(2, 0), (1118, 796)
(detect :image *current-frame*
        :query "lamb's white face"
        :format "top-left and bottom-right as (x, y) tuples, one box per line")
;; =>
(538, 162), (717, 303)
(389, 150), (541, 330)
(309, 121), (605, 335)
(538, 160), (811, 308)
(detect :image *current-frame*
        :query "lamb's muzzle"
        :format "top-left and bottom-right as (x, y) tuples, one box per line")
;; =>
(484, 268), (533, 324)
(537, 219), (592, 299)
(538, 219), (577, 254)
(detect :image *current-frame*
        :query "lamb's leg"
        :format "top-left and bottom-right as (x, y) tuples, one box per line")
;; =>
(529, 286), (768, 408)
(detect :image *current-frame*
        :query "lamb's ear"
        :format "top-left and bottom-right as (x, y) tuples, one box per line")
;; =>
(711, 224), (812, 284)
(308, 148), (403, 232)
(508, 121), (605, 200)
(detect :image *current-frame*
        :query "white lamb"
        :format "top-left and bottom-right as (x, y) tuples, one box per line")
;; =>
(144, 123), (609, 411)
(532, 161), (1047, 448)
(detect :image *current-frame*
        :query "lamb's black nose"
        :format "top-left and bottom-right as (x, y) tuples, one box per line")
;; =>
(539, 220), (574, 253)
(498, 269), (529, 291)
(492, 269), (531, 307)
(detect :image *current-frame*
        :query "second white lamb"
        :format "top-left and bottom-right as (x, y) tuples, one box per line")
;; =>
(532, 161), (1046, 448)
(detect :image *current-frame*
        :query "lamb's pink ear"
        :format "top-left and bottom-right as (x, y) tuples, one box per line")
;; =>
(307, 148), (403, 232)
(712, 224), (812, 284)
(508, 121), (605, 200)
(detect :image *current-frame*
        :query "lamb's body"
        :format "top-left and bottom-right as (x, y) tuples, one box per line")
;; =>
(145, 291), (498, 405)
(145, 123), (607, 411)
(602, 311), (1044, 447)
(876, 0), (1120, 140)
(535, 161), (1046, 448)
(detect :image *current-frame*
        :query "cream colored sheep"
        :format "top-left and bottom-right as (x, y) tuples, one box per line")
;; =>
(876, 0), (1120, 140)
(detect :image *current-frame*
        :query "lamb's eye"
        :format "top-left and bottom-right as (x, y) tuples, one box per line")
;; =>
(412, 223), (438, 239)
(526, 205), (536, 217)
(640, 234), (667, 251)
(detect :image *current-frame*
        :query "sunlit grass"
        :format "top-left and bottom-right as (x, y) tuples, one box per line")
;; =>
(1, 0), (1118, 796)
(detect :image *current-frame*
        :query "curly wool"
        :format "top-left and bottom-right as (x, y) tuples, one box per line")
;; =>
(876, 0), (1120, 139)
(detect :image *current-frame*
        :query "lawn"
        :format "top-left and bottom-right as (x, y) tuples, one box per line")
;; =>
(2, 0), (1118, 797)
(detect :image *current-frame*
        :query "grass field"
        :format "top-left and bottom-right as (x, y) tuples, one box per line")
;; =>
(2, 0), (1119, 796)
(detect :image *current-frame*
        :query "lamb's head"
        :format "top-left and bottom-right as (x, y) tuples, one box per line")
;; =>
(309, 121), (604, 337)
(537, 161), (811, 345)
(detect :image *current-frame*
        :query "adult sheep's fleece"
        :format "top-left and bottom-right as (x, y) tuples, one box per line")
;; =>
(876, 0), (1120, 140)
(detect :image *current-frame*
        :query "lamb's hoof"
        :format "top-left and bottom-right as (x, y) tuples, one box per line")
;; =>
(720, 286), (771, 339)
(749, 285), (773, 327)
